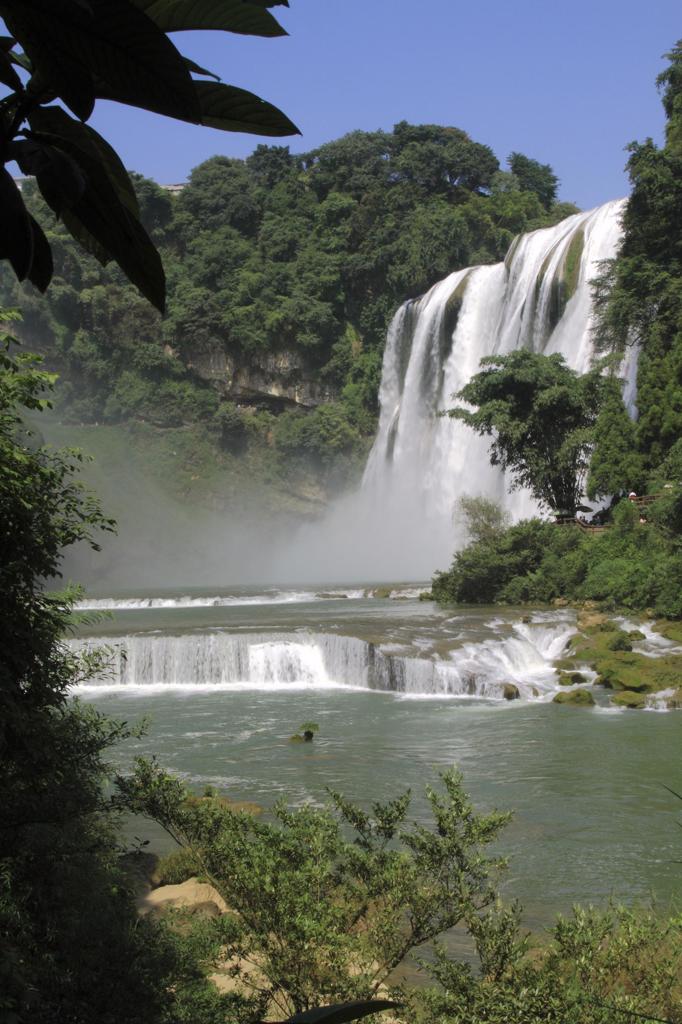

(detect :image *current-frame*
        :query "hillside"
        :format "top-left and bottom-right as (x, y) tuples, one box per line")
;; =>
(2, 123), (575, 514)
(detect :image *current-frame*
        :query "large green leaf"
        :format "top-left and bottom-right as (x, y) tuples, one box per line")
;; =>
(194, 80), (299, 135)
(9, 138), (87, 210)
(131, 0), (287, 37)
(92, 75), (299, 136)
(281, 1001), (401, 1024)
(1, 1), (95, 119)
(29, 106), (139, 218)
(26, 214), (54, 292)
(0, 0), (200, 123)
(27, 109), (164, 310)
(0, 48), (22, 90)
(0, 167), (33, 281)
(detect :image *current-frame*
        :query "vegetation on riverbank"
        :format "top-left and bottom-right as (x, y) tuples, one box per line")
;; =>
(121, 760), (682, 1024)
(431, 491), (682, 618)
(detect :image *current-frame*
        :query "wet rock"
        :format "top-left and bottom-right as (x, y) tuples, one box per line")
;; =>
(560, 671), (587, 686)
(611, 690), (646, 709)
(595, 668), (625, 690)
(607, 631), (633, 652)
(552, 688), (595, 706)
(502, 683), (520, 700)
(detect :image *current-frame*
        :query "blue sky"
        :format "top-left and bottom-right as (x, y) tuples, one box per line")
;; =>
(90, 0), (680, 210)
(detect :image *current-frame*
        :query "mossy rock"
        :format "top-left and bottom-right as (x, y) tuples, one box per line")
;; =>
(560, 671), (587, 686)
(656, 620), (682, 643)
(618, 679), (649, 693)
(627, 630), (646, 641)
(554, 657), (578, 672)
(502, 683), (520, 701)
(595, 673), (617, 689)
(372, 587), (392, 599)
(561, 226), (585, 304)
(553, 688), (595, 706)
(611, 690), (647, 709)
(442, 272), (472, 349)
(607, 631), (633, 652)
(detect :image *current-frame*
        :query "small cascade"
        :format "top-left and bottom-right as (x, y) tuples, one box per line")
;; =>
(273, 200), (633, 582)
(70, 617), (575, 700)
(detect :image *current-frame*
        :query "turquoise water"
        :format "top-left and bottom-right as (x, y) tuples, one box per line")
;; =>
(74, 587), (682, 928)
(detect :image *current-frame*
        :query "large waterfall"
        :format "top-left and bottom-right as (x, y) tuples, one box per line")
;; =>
(274, 199), (631, 582)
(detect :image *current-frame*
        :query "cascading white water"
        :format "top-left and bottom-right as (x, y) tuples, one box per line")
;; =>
(273, 199), (633, 582)
(70, 618), (576, 700)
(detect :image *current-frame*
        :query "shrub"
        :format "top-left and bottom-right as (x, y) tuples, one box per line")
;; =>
(119, 761), (510, 1015)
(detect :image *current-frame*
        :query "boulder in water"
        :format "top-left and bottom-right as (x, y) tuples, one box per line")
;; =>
(502, 683), (520, 700)
(611, 690), (646, 709)
(553, 688), (595, 706)
(560, 671), (587, 686)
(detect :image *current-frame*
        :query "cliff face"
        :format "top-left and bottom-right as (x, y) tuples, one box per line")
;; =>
(186, 340), (335, 410)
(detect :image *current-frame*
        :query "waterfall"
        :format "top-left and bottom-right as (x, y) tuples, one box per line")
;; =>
(273, 200), (631, 582)
(70, 618), (576, 700)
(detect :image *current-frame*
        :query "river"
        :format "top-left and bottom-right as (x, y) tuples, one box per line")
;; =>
(72, 584), (681, 930)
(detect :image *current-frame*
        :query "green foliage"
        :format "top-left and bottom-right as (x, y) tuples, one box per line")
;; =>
(433, 496), (682, 617)
(412, 903), (681, 1024)
(593, 40), (682, 474)
(586, 376), (643, 499)
(274, 404), (363, 470)
(456, 493), (511, 545)
(0, 311), (232, 1023)
(0, 0), (297, 309)
(508, 152), (559, 209)
(446, 350), (608, 513)
(155, 847), (204, 885)
(432, 518), (567, 605)
(120, 760), (510, 1016)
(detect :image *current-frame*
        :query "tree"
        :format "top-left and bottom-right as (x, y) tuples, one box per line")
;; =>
(0, 0), (299, 311)
(0, 309), (239, 1022)
(586, 377), (643, 500)
(446, 350), (607, 514)
(593, 40), (682, 472)
(508, 152), (559, 209)
(456, 493), (510, 545)
(119, 760), (510, 1016)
